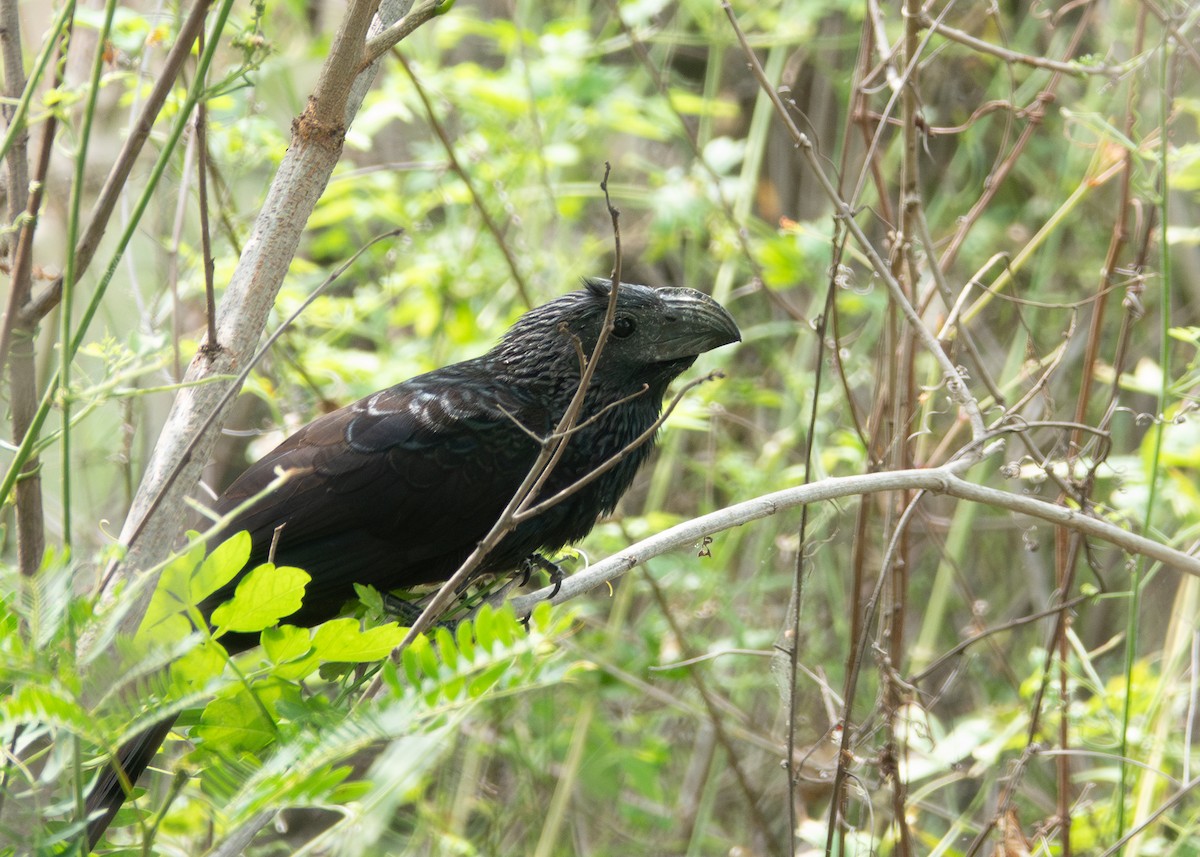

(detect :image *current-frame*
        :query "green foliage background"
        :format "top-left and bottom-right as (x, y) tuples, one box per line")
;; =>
(2, 0), (1200, 854)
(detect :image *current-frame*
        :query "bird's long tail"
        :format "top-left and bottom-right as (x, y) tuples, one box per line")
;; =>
(84, 715), (178, 850)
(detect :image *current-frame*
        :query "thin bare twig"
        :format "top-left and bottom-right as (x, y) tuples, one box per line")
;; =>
(907, 593), (1094, 684)
(601, 0), (807, 323)
(721, 1), (987, 446)
(394, 51), (533, 308)
(643, 571), (786, 857)
(1097, 775), (1200, 857)
(359, 0), (445, 70)
(1, 0), (41, 575)
(937, 13), (1095, 272)
(497, 384), (649, 446)
(514, 167), (625, 524)
(1142, 0), (1200, 74)
(8, 0), (216, 343)
(513, 373), (719, 522)
(918, 12), (1129, 77)
(167, 130), (197, 379)
(196, 27), (218, 351)
(1049, 8), (1150, 849)
(378, 166), (630, 673)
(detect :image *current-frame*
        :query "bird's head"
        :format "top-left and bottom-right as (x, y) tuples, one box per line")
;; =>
(491, 278), (741, 397)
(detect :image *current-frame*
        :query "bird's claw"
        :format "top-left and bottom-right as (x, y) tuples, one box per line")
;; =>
(519, 553), (566, 598)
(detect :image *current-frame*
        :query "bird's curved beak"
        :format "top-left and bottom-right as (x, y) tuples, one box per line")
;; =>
(650, 287), (742, 361)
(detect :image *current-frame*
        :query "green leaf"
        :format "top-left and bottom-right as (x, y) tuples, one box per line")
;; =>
(473, 603), (495, 650)
(455, 619), (476, 663)
(192, 531), (251, 602)
(380, 659), (404, 695)
(467, 661), (510, 699)
(169, 638), (229, 689)
(310, 618), (405, 662)
(529, 601), (554, 634)
(195, 684), (280, 753)
(443, 674), (465, 701)
(262, 624), (319, 680)
(402, 637), (426, 687)
(353, 583), (385, 614)
(417, 632), (441, 679)
(210, 564), (310, 634)
(139, 538), (206, 635)
(282, 764), (355, 802)
(668, 89), (738, 119)
(262, 624), (312, 662)
(434, 626), (458, 671)
(492, 607), (515, 648)
(0, 684), (100, 741)
(331, 779), (372, 803)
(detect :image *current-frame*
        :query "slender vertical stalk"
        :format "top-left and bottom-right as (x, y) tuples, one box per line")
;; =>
(1120, 15), (1174, 851)
(60, 0), (120, 550)
(195, 26), (218, 348)
(877, 0), (923, 851)
(0, 0), (100, 373)
(0, 0), (237, 513)
(0, 0), (37, 574)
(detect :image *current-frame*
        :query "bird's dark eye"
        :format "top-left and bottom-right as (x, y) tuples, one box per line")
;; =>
(612, 315), (637, 338)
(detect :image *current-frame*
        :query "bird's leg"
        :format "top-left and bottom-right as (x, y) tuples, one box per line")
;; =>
(381, 592), (461, 631)
(383, 576), (523, 632)
(520, 553), (566, 599)
(381, 592), (423, 624)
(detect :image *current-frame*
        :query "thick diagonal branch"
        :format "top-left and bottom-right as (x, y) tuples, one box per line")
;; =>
(103, 0), (432, 638)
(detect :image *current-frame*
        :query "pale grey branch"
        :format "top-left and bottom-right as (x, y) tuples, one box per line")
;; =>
(510, 467), (1200, 615)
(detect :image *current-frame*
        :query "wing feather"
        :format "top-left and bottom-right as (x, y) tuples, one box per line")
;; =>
(206, 367), (549, 615)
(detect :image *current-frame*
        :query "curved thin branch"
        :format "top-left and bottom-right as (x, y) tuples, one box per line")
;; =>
(918, 12), (1130, 77)
(395, 52), (532, 308)
(510, 466), (1200, 615)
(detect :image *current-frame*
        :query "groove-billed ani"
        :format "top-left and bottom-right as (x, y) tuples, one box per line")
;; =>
(84, 278), (739, 847)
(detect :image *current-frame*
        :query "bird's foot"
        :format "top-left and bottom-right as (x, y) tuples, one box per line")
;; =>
(519, 553), (566, 599)
(516, 554), (569, 628)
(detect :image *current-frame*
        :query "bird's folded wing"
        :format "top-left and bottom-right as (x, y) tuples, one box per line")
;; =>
(211, 371), (550, 578)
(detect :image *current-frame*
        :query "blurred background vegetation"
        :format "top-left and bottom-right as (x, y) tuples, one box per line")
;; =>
(2, 0), (1200, 854)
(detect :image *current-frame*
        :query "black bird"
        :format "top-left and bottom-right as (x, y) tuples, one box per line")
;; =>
(84, 278), (739, 847)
